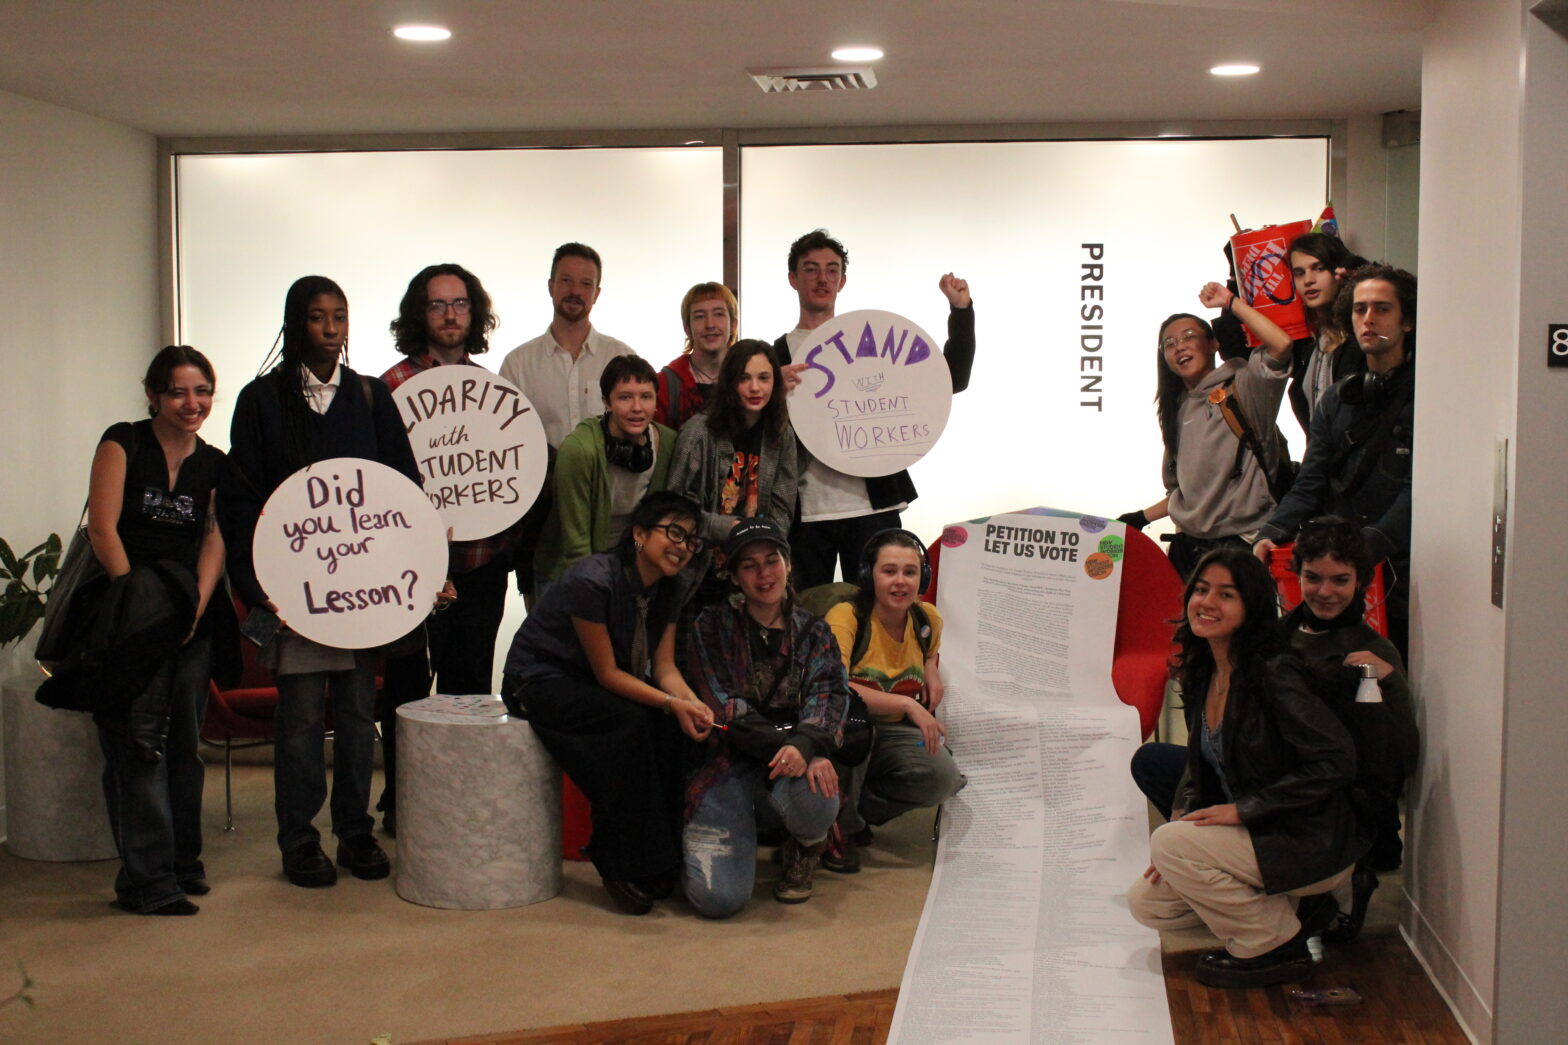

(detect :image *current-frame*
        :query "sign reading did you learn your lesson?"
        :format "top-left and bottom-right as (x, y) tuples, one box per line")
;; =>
(394, 367), (549, 541)
(254, 458), (449, 650)
(790, 309), (953, 478)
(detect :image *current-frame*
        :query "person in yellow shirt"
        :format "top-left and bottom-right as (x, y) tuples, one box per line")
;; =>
(821, 530), (965, 873)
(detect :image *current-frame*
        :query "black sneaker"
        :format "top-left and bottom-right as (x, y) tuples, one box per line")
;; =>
(1323, 865), (1378, 944)
(602, 877), (654, 915)
(1195, 938), (1314, 989)
(335, 835), (390, 880)
(178, 877), (212, 896)
(282, 843), (338, 888)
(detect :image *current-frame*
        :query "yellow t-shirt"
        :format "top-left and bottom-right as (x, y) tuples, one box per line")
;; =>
(824, 600), (944, 705)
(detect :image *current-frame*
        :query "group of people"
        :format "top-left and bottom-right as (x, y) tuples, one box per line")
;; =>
(1120, 231), (1421, 988)
(59, 217), (1421, 999)
(63, 229), (972, 918)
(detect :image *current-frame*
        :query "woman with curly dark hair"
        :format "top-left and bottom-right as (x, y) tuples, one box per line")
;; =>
(1127, 548), (1370, 988)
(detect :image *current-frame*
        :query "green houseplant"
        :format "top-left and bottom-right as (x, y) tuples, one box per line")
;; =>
(0, 534), (63, 647)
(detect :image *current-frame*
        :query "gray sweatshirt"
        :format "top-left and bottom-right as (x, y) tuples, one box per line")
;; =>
(1162, 348), (1290, 540)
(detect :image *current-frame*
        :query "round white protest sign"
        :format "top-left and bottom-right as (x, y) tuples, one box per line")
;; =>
(788, 309), (953, 477)
(254, 458), (449, 650)
(391, 367), (548, 541)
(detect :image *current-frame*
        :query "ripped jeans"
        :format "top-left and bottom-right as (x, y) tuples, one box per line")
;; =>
(683, 761), (838, 919)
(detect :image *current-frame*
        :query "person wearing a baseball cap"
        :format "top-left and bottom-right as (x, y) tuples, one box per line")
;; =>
(681, 518), (851, 915)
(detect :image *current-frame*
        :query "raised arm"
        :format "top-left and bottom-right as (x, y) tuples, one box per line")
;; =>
(1200, 282), (1292, 364)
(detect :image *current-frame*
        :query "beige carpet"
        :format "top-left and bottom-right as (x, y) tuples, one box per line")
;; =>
(0, 760), (940, 1045)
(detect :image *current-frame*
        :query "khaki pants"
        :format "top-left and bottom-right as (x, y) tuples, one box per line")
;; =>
(1127, 820), (1352, 958)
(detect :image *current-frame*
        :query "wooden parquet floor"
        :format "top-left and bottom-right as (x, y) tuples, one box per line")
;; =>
(411, 930), (1468, 1045)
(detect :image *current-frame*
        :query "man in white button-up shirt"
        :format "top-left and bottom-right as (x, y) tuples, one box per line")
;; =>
(499, 242), (637, 601)
(500, 242), (636, 448)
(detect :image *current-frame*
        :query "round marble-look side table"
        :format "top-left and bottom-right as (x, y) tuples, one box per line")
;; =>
(394, 694), (562, 909)
(3, 672), (117, 861)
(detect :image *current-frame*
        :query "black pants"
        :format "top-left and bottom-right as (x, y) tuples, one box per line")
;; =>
(378, 551), (511, 812)
(1167, 532), (1251, 581)
(506, 673), (688, 881)
(790, 509), (904, 590)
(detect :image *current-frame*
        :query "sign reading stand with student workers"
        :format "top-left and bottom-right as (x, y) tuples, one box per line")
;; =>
(788, 309), (953, 477)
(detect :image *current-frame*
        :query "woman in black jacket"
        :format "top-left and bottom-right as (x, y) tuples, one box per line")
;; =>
(1127, 548), (1371, 988)
(85, 346), (227, 915)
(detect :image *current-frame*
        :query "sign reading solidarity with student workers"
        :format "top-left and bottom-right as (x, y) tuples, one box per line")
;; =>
(392, 367), (548, 541)
(254, 458), (449, 649)
(789, 309), (953, 478)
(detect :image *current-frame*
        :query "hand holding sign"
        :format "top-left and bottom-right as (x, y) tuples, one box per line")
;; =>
(393, 367), (548, 541)
(253, 458), (449, 649)
(788, 309), (953, 478)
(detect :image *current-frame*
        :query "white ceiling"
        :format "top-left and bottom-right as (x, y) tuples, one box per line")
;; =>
(0, 0), (1427, 140)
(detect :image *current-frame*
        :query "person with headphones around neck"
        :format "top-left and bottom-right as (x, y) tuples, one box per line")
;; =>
(818, 529), (966, 874)
(532, 355), (678, 598)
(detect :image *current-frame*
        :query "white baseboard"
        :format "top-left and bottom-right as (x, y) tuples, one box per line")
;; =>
(1402, 887), (1491, 1045)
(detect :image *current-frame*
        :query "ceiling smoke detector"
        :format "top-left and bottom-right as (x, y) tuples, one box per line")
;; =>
(748, 67), (878, 93)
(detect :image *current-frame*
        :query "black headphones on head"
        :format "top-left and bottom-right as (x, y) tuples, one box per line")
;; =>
(856, 529), (932, 592)
(600, 415), (655, 473)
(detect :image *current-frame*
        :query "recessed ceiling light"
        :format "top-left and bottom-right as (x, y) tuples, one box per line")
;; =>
(393, 25), (451, 42)
(1210, 63), (1260, 77)
(832, 46), (884, 62)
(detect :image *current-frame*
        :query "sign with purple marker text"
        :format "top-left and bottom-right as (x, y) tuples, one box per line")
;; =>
(790, 309), (953, 478)
(254, 458), (448, 649)
(393, 367), (548, 541)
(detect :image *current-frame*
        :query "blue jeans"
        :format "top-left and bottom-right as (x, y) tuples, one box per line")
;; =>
(273, 655), (377, 854)
(683, 761), (838, 919)
(96, 634), (210, 912)
(1131, 741), (1187, 821)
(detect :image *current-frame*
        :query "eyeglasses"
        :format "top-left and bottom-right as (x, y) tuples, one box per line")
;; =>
(426, 298), (472, 316)
(1160, 329), (1206, 351)
(650, 522), (705, 552)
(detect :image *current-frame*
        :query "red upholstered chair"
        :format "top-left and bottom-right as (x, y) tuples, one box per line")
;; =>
(202, 603), (280, 832)
(924, 518), (1180, 741)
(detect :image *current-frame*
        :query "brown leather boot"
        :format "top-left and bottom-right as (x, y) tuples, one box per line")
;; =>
(773, 837), (826, 904)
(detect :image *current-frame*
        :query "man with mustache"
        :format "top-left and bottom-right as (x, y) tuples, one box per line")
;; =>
(377, 262), (504, 835)
(500, 243), (637, 603)
(1254, 265), (1417, 660)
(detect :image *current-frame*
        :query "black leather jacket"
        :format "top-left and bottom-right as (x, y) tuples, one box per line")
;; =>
(1176, 651), (1373, 893)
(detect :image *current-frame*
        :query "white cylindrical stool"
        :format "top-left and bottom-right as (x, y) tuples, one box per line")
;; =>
(3, 672), (117, 861)
(395, 694), (562, 909)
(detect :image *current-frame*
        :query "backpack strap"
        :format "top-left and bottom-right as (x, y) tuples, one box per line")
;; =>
(661, 367), (684, 425)
(1211, 378), (1288, 496)
(849, 599), (933, 671)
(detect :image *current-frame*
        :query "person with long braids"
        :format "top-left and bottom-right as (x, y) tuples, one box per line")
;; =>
(684, 518), (849, 916)
(1116, 286), (1294, 578)
(1127, 548), (1370, 988)
(220, 275), (423, 889)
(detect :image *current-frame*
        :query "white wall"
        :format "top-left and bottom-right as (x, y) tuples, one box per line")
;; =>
(1408, 2), (1523, 1040)
(1494, 7), (1568, 1041)
(0, 90), (160, 835)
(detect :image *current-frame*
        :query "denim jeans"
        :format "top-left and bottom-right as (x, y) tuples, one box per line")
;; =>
(96, 634), (210, 912)
(273, 654), (377, 854)
(683, 761), (838, 919)
(836, 719), (966, 833)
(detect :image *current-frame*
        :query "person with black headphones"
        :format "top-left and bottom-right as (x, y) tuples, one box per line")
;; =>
(1254, 264), (1417, 659)
(531, 354), (677, 597)
(819, 529), (965, 873)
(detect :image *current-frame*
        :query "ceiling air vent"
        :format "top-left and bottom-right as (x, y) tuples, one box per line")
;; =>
(749, 67), (878, 93)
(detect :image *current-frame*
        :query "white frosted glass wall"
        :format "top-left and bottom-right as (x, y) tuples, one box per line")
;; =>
(739, 139), (1329, 543)
(176, 147), (723, 446)
(176, 147), (722, 692)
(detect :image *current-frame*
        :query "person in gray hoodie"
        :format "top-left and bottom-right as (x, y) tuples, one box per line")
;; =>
(1119, 284), (1294, 577)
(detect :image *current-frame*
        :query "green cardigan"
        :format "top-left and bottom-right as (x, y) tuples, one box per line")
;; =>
(533, 415), (676, 583)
